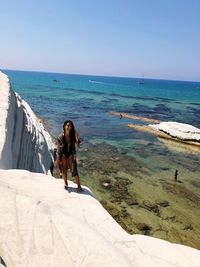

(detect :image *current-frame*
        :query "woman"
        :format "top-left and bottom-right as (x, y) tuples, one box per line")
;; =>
(56, 120), (83, 192)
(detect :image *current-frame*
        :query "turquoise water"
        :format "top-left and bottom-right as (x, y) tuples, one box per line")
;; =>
(4, 70), (200, 176)
(3, 69), (200, 176)
(4, 69), (200, 134)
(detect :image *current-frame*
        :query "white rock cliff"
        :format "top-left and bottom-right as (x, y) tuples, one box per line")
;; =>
(0, 71), (54, 173)
(0, 71), (200, 267)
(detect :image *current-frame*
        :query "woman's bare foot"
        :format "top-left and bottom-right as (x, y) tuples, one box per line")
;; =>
(77, 186), (83, 193)
(64, 184), (68, 190)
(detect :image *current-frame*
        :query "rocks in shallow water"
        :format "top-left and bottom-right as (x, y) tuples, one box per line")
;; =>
(100, 200), (119, 218)
(102, 182), (110, 188)
(126, 197), (138, 206)
(110, 156), (120, 161)
(159, 209), (176, 221)
(110, 176), (139, 207)
(162, 182), (200, 205)
(156, 200), (170, 207)
(183, 224), (193, 230)
(120, 208), (129, 218)
(114, 176), (132, 186)
(76, 141), (200, 248)
(99, 178), (112, 189)
(100, 199), (138, 234)
(100, 200), (129, 222)
(135, 223), (152, 233)
(150, 121), (200, 142)
(141, 200), (160, 214)
(160, 167), (170, 171)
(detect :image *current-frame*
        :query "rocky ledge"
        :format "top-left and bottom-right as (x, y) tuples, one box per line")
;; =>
(1, 169), (200, 267)
(111, 111), (200, 146)
(150, 121), (200, 142)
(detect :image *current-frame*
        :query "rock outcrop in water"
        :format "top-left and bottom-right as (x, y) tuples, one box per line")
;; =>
(0, 71), (200, 267)
(150, 121), (200, 142)
(111, 111), (200, 146)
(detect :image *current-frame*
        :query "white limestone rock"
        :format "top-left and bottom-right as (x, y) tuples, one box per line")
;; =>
(0, 71), (54, 173)
(0, 72), (14, 169)
(0, 169), (200, 267)
(150, 121), (200, 142)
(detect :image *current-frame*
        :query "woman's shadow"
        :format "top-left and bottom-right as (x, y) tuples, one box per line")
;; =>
(67, 186), (95, 198)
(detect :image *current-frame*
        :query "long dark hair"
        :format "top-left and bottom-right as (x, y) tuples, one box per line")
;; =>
(63, 120), (76, 143)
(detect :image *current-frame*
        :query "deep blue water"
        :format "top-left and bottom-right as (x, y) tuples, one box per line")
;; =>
(3, 69), (200, 178)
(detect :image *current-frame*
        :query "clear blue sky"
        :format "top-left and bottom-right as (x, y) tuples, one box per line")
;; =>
(1, 0), (200, 81)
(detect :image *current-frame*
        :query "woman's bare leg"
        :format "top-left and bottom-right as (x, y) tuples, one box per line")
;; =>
(74, 176), (83, 192)
(62, 156), (68, 188)
(69, 157), (83, 192)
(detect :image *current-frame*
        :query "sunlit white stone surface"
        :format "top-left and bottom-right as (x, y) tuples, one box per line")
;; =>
(0, 169), (200, 267)
(0, 71), (54, 173)
(150, 121), (200, 141)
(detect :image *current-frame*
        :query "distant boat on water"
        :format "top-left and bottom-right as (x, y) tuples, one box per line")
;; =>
(137, 74), (145, 85)
(89, 80), (103, 84)
(138, 80), (144, 85)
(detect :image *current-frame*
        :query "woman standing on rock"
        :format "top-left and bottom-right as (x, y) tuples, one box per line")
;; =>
(56, 120), (83, 192)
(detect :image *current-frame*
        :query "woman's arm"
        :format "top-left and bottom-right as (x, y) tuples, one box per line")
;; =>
(75, 132), (81, 147)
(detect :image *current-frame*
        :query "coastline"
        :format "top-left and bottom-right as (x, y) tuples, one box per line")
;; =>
(2, 68), (199, 249)
(1, 70), (200, 266)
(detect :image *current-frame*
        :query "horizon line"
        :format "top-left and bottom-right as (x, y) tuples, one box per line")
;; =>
(1, 67), (200, 83)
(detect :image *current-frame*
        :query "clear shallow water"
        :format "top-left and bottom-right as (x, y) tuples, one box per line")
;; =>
(3, 69), (200, 247)
(4, 69), (200, 172)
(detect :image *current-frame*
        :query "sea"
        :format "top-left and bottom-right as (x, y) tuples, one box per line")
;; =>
(3, 69), (200, 247)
